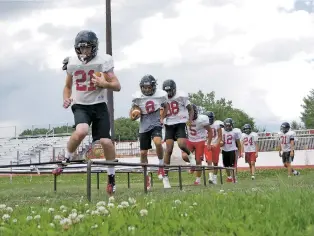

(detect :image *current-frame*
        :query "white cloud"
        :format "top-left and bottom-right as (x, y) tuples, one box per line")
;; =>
(120, 0), (314, 123)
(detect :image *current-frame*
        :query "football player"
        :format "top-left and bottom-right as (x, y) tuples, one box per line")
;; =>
(278, 122), (300, 177)
(162, 79), (195, 188)
(181, 104), (212, 185)
(203, 111), (223, 184)
(59, 30), (121, 196)
(130, 75), (168, 190)
(240, 124), (259, 180)
(221, 118), (242, 182)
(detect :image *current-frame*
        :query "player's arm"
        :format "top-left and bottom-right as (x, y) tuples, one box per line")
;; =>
(290, 137), (295, 156)
(278, 136), (282, 157)
(186, 104), (194, 123)
(160, 102), (168, 120)
(240, 138), (244, 156)
(236, 139), (242, 156)
(63, 73), (73, 101)
(217, 127), (222, 147)
(103, 68), (121, 91)
(255, 135), (259, 156)
(204, 125), (212, 145)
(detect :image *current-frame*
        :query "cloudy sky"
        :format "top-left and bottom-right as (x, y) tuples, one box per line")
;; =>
(1, 0), (314, 136)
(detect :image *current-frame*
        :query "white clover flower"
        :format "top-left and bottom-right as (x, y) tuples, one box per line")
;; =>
(26, 216), (33, 221)
(48, 208), (55, 213)
(2, 214), (10, 221)
(96, 201), (106, 207)
(0, 205), (6, 210)
(60, 218), (72, 226)
(91, 210), (100, 215)
(84, 204), (89, 207)
(54, 215), (62, 221)
(128, 197), (136, 205)
(12, 219), (17, 223)
(37, 225), (41, 229)
(128, 226), (135, 231)
(97, 206), (109, 215)
(85, 210), (90, 214)
(60, 205), (67, 211)
(219, 190), (224, 193)
(91, 224), (98, 229)
(68, 213), (77, 220)
(77, 214), (85, 221)
(117, 205), (123, 209)
(139, 209), (148, 216)
(174, 200), (181, 205)
(71, 209), (77, 213)
(107, 203), (114, 208)
(109, 196), (115, 203)
(120, 201), (129, 208)
(5, 207), (13, 213)
(34, 215), (41, 220)
(49, 223), (55, 228)
(192, 202), (197, 206)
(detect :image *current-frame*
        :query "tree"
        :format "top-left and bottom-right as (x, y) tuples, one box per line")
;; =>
(301, 89), (314, 128)
(290, 120), (305, 130)
(114, 117), (139, 141)
(189, 90), (255, 129)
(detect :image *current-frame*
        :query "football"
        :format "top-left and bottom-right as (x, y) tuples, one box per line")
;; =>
(93, 72), (112, 82)
(130, 106), (141, 121)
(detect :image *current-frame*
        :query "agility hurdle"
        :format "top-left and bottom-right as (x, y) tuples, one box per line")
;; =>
(0, 160), (235, 202)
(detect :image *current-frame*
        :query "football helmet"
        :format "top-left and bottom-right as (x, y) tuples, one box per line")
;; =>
(223, 118), (234, 132)
(162, 79), (176, 98)
(280, 122), (290, 134)
(74, 30), (99, 63)
(243, 124), (252, 135)
(204, 111), (215, 125)
(140, 74), (157, 96)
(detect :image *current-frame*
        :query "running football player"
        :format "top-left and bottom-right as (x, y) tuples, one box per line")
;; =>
(221, 118), (241, 182)
(278, 122), (300, 177)
(203, 111), (223, 184)
(130, 75), (168, 190)
(162, 79), (195, 188)
(240, 124), (259, 180)
(182, 104), (212, 185)
(60, 30), (121, 195)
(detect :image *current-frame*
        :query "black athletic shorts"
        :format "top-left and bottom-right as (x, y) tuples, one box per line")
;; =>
(164, 123), (187, 141)
(71, 102), (111, 142)
(139, 126), (163, 150)
(282, 151), (294, 163)
(222, 150), (236, 168)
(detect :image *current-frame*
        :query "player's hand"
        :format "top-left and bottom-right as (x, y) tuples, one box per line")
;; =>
(63, 98), (72, 109)
(255, 152), (258, 158)
(279, 151), (282, 157)
(290, 150), (294, 157)
(91, 72), (109, 88)
(241, 153), (244, 158)
(207, 143), (211, 150)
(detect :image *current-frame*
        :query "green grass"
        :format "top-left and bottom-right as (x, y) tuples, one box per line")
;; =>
(1, 168), (314, 235)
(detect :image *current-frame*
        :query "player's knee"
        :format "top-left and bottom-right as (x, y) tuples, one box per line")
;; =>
(153, 137), (162, 147)
(74, 124), (89, 140)
(99, 138), (114, 149)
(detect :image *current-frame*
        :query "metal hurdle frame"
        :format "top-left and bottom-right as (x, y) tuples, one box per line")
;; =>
(0, 160), (236, 202)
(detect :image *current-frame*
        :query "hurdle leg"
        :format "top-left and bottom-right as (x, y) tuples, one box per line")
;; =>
(178, 166), (183, 190)
(127, 172), (130, 188)
(202, 166), (206, 186)
(219, 169), (223, 184)
(86, 160), (92, 202)
(96, 172), (100, 190)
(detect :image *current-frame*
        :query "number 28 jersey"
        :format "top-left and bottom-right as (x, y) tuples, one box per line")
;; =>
(164, 91), (190, 126)
(240, 132), (258, 152)
(222, 130), (241, 152)
(66, 54), (114, 105)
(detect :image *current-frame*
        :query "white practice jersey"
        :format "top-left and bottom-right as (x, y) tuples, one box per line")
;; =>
(233, 128), (242, 137)
(278, 130), (296, 152)
(187, 114), (209, 142)
(222, 129), (241, 152)
(132, 89), (168, 133)
(241, 132), (258, 153)
(66, 54), (114, 105)
(210, 120), (222, 145)
(164, 91), (190, 125)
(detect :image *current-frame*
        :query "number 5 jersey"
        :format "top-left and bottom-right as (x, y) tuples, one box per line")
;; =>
(132, 89), (168, 133)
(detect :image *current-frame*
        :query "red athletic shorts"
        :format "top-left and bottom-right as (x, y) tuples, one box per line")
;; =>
(186, 140), (205, 162)
(204, 144), (220, 164)
(245, 152), (257, 163)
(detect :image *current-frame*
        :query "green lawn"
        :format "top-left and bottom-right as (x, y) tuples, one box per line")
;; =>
(0, 168), (314, 235)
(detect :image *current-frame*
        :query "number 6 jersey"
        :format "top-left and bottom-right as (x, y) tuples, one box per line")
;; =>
(164, 91), (190, 126)
(132, 89), (168, 133)
(66, 54), (114, 105)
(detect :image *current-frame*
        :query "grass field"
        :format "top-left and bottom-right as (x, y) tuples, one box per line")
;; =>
(1, 168), (314, 235)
